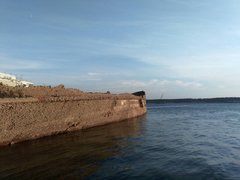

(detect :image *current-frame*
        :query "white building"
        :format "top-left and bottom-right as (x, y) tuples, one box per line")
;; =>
(0, 72), (33, 87)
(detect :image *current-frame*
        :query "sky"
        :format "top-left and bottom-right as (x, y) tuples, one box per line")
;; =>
(1, 0), (240, 99)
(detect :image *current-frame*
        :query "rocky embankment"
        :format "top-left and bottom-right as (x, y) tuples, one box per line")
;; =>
(0, 84), (146, 146)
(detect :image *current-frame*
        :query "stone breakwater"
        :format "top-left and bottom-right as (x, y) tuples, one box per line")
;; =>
(0, 93), (146, 146)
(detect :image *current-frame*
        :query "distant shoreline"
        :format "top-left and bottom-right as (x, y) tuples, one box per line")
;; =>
(147, 97), (240, 103)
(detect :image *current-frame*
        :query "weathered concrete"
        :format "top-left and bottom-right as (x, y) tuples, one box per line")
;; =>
(0, 94), (146, 146)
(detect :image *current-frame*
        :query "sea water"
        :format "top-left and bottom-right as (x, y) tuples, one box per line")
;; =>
(1, 103), (240, 179)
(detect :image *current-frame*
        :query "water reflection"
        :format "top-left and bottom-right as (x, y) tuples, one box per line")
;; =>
(0, 116), (146, 179)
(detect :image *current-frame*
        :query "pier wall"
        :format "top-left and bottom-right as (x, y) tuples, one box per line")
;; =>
(0, 96), (146, 146)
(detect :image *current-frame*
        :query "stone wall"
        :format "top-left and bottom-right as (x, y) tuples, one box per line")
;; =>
(0, 95), (146, 146)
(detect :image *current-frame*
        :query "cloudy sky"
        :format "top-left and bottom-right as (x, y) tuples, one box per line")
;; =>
(1, 0), (240, 99)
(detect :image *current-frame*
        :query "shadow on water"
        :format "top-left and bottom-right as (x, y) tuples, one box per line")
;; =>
(0, 115), (147, 179)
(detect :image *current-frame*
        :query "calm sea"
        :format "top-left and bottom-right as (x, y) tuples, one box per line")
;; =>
(1, 103), (240, 179)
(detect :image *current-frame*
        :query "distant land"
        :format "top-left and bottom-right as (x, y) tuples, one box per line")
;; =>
(147, 98), (240, 103)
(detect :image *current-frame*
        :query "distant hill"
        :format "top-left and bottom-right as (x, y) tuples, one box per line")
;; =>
(147, 98), (240, 103)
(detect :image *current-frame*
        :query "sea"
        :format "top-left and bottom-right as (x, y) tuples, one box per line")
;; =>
(1, 102), (240, 179)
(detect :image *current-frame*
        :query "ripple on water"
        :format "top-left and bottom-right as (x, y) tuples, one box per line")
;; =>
(1, 103), (240, 179)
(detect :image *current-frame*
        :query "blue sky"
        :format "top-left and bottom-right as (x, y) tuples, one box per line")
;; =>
(1, 0), (240, 99)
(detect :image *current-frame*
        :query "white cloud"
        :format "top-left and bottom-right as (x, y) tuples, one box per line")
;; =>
(169, 53), (240, 82)
(175, 80), (203, 88)
(0, 54), (46, 70)
(87, 72), (101, 76)
(63, 74), (102, 82)
(120, 80), (147, 87)
(93, 79), (205, 99)
(119, 79), (203, 89)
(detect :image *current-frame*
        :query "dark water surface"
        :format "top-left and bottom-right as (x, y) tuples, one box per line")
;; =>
(1, 103), (240, 179)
